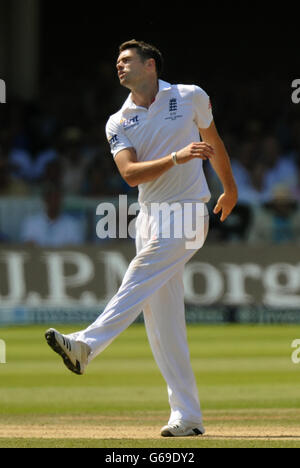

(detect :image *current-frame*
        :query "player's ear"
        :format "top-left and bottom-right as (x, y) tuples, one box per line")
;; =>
(146, 58), (156, 72)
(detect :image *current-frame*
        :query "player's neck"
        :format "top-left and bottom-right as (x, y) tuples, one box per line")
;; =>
(131, 79), (159, 109)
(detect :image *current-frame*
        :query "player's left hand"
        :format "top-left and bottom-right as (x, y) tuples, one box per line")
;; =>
(213, 191), (238, 222)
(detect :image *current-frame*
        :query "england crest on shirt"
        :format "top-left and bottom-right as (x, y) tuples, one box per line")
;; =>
(165, 98), (183, 121)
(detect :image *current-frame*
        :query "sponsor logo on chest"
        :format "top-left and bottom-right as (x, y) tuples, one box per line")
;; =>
(120, 115), (140, 130)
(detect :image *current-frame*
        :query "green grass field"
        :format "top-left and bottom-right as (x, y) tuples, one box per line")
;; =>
(0, 323), (300, 448)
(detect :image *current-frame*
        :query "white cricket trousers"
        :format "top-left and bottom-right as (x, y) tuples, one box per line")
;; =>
(72, 202), (209, 425)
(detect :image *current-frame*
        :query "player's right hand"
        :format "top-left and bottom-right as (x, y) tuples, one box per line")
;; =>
(176, 142), (215, 164)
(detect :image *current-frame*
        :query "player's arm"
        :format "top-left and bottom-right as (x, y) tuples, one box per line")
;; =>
(114, 143), (214, 187)
(199, 120), (238, 222)
(115, 148), (173, 187)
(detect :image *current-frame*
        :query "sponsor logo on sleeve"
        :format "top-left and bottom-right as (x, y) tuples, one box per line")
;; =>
(108, 134), (119, 149)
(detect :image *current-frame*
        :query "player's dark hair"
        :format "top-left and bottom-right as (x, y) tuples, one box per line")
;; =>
(119, 39), (164, 78)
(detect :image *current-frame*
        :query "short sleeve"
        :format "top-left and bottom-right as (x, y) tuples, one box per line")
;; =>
(105, 116), (133, 158)
(193, 85), (213, 129)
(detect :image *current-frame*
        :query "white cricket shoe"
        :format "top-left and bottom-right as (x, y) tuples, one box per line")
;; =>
(45, 328), (91, 375)
(161, 421), (205, 437)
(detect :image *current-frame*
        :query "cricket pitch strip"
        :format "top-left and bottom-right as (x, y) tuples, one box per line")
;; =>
(1, 410), (300, 441)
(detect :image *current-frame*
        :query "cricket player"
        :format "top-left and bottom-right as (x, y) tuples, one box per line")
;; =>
(45, 40), (238, 437)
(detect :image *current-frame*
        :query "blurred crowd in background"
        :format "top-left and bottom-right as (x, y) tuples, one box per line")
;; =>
(1, 60), (300, 246)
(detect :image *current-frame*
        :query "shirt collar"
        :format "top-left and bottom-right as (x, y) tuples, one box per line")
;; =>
(121, 79), (172, 112)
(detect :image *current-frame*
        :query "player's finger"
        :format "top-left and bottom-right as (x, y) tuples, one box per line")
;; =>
(199, 153), (212, 160)
(192, 143), (215, 153)
(202, 146), (215, 158)
(220, 212), (226, 222)
(220, 208), (231, 222)
(203, 143), (215, 153)
(192, 148), (213, 159)
(213, 203), (222, 214)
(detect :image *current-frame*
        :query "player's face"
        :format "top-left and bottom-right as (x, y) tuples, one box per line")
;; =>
(116, 49), (148, 89)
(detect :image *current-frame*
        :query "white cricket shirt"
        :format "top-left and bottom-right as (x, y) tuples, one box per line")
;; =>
(106, 80), (213, 204)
